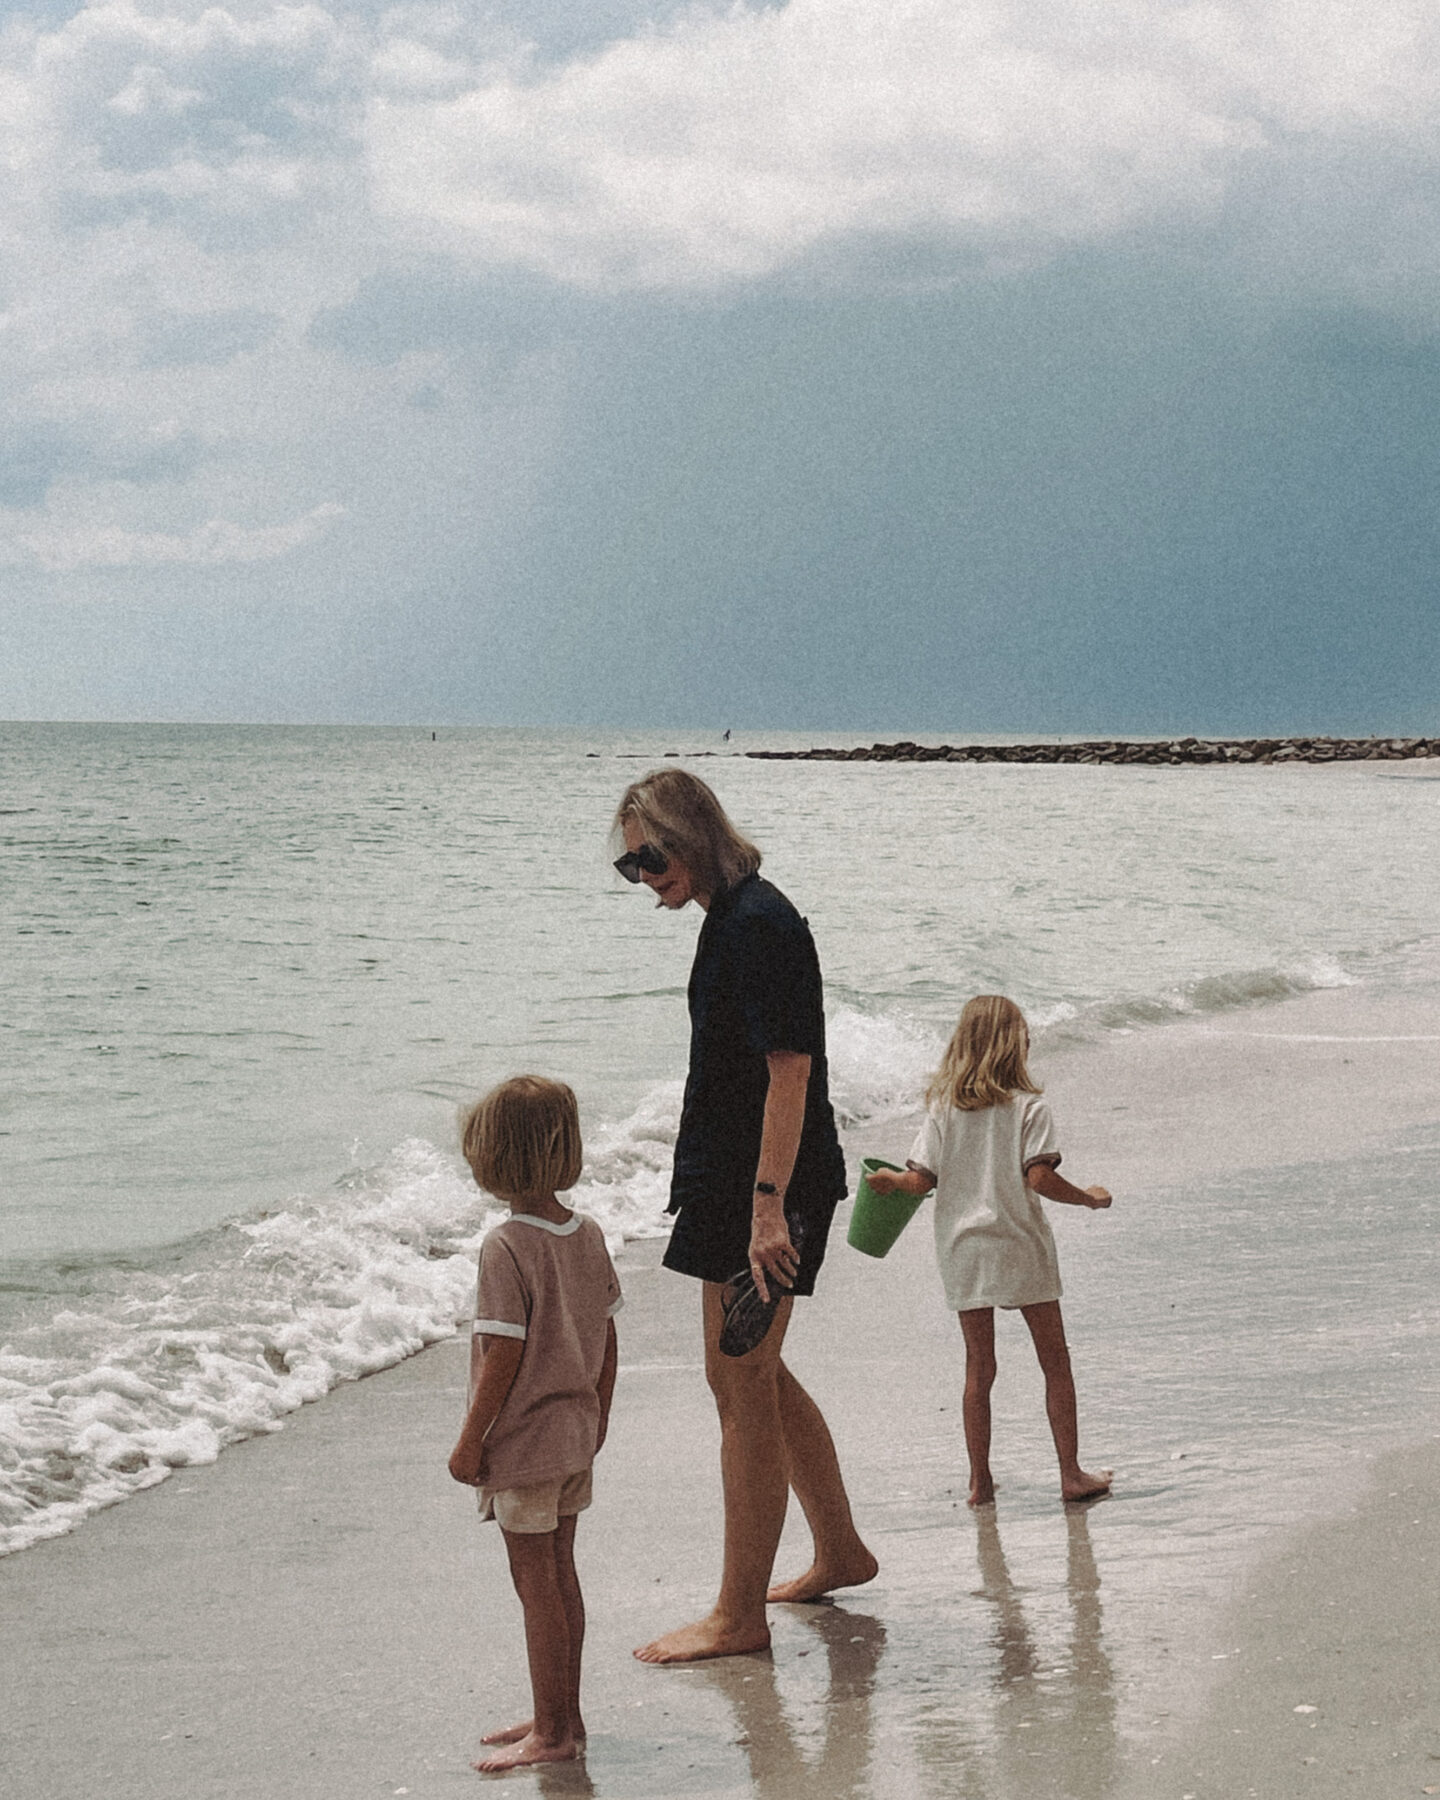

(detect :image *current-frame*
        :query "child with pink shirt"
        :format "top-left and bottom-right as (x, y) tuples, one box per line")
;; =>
(448, 1076), (622, 1774)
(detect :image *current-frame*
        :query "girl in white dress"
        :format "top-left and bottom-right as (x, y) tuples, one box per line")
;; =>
(866, 995), (1113, 1506)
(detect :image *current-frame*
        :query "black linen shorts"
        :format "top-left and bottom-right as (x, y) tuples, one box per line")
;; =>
(662, 1192), (841, 1296)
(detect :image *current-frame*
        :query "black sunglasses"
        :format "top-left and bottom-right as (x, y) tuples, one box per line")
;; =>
(614, 842), (669, 883)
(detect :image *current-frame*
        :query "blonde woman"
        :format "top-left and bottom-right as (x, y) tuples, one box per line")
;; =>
(867, 995), (1113, 1507)
(613, 769), (876, 1664)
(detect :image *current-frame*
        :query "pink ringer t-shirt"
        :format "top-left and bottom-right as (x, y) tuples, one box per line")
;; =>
(472, 1212), (623, 1491)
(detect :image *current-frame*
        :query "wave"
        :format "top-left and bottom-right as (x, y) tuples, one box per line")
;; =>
(0, 953), (1356, 1556)
(824, 957), (1357, 1120)
(0, 1140), (496, 1557)
(0, 1084), (707, 1558)
(1038, 955), (1358, 1045)
(826, 1006), (946, 1126)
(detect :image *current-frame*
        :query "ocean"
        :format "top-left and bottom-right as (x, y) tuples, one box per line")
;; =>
(4, 721), (1440, 1558)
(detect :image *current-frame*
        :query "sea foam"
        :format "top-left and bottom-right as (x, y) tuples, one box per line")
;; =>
(0, 1139), (493, 1556)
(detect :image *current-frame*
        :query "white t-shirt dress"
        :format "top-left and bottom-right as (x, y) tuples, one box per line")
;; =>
(908, 1091), (1064, 1312)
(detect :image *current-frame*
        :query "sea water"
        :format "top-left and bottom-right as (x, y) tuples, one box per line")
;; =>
(3, 721), (1440, 1556)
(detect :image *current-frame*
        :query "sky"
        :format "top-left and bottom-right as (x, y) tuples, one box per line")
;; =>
(3, 0), (1440, 731)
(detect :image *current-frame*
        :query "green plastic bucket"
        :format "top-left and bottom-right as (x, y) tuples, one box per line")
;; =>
(847, 1158), (926, 1259)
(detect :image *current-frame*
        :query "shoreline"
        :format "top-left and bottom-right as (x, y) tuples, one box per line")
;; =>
(4, 975), (1439, 1797)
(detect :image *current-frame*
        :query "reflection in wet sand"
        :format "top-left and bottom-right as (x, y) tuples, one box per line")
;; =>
(916, 1508), (1117, 1800)
(696, 1605), (888, 1799)
(533, 1760), (599, 1799)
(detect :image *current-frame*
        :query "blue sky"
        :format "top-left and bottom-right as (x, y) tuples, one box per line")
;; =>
(3, 0), (1439, 730)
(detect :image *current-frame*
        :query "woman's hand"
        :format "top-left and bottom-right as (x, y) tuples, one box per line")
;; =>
(748, 1195), (799, 1305)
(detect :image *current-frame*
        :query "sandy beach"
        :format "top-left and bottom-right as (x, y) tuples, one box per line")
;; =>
(4, 976), (1439, 1799)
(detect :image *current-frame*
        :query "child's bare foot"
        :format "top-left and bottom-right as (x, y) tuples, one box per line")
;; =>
(766, 1545), (878, 1604)
(473, 1727), (577, 1773)
(634, 1611), (770, 1663)
(1062, 1467), (1112, 1502)
(481, 1719), (585, 1747)
(968, 1477), (996, 1508)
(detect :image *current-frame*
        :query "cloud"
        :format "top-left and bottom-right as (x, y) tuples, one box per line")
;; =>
(365, 0), (1440, 291)
(2, 500), (345, 570)
(0, 2), (385, 588)
(12, 0), (356, 222)
(0, 422), (208, 507)
(306, 265), (559, 364)
(4, 0), (1439, 682)
(137, 307), (281, 366)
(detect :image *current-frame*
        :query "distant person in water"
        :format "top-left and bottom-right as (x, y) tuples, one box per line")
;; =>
(613, 769), (876, 1663)
(866, 995), (1113, 1506)
(448, 1077), (622, 1772)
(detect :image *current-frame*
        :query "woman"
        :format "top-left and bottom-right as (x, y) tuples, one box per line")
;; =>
(614, 768), (876, 1664)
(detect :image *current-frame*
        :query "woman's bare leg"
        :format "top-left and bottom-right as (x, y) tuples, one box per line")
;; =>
(766, 1363), (877, 1602)
(634, 1283), (793, 1663)
(959, 1307), (998, 1506)
(1020, 1301), (1111, 1501)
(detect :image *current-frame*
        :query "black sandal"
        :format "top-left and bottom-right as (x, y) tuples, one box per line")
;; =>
(718, 1218), (806, 1358)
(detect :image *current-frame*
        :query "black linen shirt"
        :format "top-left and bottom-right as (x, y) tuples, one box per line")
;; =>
(664, 875), (846, 1283)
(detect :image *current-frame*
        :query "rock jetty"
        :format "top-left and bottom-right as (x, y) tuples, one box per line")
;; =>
(745, 736), (1439, 765)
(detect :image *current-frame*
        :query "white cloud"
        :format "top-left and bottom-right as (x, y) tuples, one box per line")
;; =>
(4, 0), (1440, 619)
(365, 0), (1440, 290)
(3, 500), (345, 570)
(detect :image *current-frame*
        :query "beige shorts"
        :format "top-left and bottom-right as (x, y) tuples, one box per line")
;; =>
(477, 1466), (593, 1534)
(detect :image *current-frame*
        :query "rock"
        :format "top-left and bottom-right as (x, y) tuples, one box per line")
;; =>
(745, 735), (1438, 767)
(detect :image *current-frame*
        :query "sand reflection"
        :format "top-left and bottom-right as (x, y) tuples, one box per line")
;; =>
(914, 1507), (1117, 1800)
(532, 1762), (598, 1799)
(696, 1605), (887, 1800)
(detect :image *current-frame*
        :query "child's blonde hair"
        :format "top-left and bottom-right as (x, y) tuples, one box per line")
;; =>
(926, 995), (1041, 1112)
(462, 1075), (583, 1198)
(613, 768), (761, 897)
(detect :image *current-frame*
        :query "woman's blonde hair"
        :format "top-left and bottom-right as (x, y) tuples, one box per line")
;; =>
(926, 995), (1040, 1112)
(613, 768), (761, 898)
(461, 1075), (583, 1198)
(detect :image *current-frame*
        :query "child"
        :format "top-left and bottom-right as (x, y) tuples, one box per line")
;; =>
(448, 1076), (622, 1774)
(866, 996), (1112, 1507)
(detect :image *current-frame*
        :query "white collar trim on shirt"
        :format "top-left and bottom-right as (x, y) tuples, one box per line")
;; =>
(505, 1211), (583, 1236)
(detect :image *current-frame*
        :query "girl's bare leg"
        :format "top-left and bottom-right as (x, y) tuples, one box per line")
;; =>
(478, 1528), (580, 1772)
(634, 1284), (793, 1663)
(765, 1362), (878, 1602)
(482, 1512), (586, 1746)
(1020, 1301), (1111, 1501)
(959, 1308), (998, 1506)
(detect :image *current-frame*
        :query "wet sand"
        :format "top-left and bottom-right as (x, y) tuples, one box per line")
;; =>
(3, 978), (1438, 1798)
(1109, 1432), (1440, 1800)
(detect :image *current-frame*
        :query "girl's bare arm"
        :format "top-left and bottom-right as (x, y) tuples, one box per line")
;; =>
(448, 1335), (525, 1485)
(1026, 1163), (1111, 1208)
(865, 1164), (935, 1197)
(595, 1317), (618, 1453)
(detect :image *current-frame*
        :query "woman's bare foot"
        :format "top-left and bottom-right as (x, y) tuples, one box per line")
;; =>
(766, 1545), (879, 1603)
(481, 1719), (585, 1747)
(968, 1477), (996, 1508)
(1061, 1467), (1112, 1502)
(473, 1728), (578, 1773)
(634, 1611), (771, 1664)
